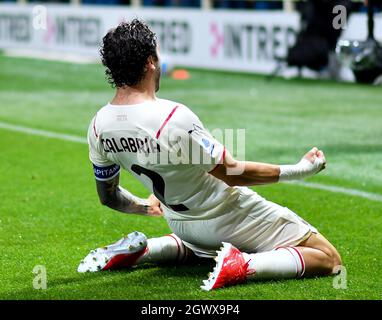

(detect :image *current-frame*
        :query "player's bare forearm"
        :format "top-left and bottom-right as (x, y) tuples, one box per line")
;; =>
(233, 161), (280, 185)
(210, 147), (326, 186)
(95, 174), (163, 216)
(210, 161), (280, 186)
(96, 175), (150, 214)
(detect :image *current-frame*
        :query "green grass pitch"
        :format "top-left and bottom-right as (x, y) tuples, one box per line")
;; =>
(0, 55), (381, 300)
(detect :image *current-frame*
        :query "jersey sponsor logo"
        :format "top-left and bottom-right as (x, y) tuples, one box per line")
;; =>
(93, 163), (120, 181)
(202, 138), (210, 148)
(101, 137), (160, 154)
(201, 137), (216, 155)
(189, 125), (216, 155)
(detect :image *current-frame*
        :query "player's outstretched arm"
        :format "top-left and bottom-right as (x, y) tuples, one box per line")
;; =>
(95, 174), (163, 216)
(210, 147), (326, 186)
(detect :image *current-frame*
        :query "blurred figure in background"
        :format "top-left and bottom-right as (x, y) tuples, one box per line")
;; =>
(286, 0), (353, 80)
(336, 0), (382, 83)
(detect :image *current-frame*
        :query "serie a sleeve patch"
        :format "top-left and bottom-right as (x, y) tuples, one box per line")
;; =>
(92, 163), (120, 181)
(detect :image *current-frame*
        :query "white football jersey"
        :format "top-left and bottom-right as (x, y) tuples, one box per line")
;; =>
(87, 98), (230, 220)
(88, 99), (318, 256)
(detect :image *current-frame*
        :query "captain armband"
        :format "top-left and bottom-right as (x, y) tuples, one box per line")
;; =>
(93, 163), (120, 181)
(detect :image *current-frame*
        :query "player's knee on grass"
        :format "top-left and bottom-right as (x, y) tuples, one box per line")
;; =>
(316, 239), (342, 274)
(299, 233), (342, 276)
(328, 247), (342, 274)
(318, 250), (341, 275)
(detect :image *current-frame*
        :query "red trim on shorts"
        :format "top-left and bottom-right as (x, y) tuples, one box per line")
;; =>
(166, 234), (181, 261)
(208, 147), (226, 173)
(156, 106), (179, 139)
(291, 247), (305, 277)
(93, 113), (98, 138)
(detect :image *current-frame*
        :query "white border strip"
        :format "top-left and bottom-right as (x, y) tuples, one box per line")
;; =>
(1, 120), (381, 204)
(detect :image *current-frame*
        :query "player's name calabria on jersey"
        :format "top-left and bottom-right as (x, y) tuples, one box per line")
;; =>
(100, 135), (219, 164)
(97, 130), (224, 166)
(101, 137), (160, 154)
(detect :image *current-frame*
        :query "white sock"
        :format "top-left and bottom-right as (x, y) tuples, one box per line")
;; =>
(242, 247), (305, 280)
(137, 234), (186, 264)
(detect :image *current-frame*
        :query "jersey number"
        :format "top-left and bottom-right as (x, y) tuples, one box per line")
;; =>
(131, 164), (189, 212)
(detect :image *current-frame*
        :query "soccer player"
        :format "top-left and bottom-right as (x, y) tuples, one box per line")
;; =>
(79, 19), (342, 291)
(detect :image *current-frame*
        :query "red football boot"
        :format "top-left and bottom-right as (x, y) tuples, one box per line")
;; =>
(201, 242), (249, 291)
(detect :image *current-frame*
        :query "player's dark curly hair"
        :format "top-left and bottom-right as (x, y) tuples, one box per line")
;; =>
(100, 19), (158, 88)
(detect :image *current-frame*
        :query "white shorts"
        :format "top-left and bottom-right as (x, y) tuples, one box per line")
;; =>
(166, 187), (318, 258)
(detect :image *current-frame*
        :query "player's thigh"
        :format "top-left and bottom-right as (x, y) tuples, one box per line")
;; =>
(241, 201), (318, 253)
(298, 232), (342, 267)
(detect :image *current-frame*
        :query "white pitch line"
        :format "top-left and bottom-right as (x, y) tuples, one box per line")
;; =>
(285, 181), (382, 203)
(0, 121), (87, 144)
(1, 120), (382, 204)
